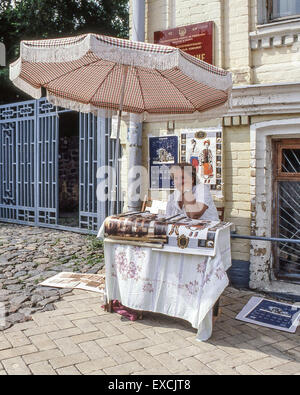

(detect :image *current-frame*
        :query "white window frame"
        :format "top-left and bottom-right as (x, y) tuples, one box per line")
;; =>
(251, 1), (300, 49)
(258, 0), (300, 24)
(257, 0), (269, 24)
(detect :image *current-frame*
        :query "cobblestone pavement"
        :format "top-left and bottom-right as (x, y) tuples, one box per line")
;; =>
(0, 223), (299, 375)
(0, 223), (104, 328)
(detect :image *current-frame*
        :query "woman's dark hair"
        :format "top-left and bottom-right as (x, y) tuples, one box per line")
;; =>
(170, 162), (197, 186)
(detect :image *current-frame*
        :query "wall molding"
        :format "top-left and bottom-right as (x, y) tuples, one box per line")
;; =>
(250, 18), (300, 49)
(228, 82), (300, 117)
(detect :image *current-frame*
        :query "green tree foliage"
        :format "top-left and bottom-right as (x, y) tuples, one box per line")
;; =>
(0, 0), (129, 104)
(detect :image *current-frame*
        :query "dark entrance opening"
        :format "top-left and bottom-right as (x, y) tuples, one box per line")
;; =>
(58, 111), (79, 227)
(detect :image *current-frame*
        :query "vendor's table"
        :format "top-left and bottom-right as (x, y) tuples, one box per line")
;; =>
(102, 224), (232, 341)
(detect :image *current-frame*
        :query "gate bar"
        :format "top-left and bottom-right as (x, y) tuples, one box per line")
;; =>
(231, 233), (300, 244)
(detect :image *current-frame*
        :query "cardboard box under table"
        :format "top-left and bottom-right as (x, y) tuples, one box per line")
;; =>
(97, 213), (232, 341)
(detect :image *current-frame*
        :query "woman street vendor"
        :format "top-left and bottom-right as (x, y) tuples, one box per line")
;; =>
(166, 162), (219, 221)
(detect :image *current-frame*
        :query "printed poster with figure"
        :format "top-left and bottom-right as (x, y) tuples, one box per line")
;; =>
(149, 135), (179, 189)
(180, 128), (223, 195)
(236, 296), (300, 333)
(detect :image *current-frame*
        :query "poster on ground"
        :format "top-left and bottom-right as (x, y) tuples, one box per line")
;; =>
(40, 272), (105, 294)
(235, 296), (300, 333)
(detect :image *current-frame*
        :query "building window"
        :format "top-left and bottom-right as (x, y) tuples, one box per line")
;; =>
(272, 139), (300, 283)
(267, 0), (300, 21)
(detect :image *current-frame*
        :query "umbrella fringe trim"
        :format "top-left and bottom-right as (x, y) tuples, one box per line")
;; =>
(12, 77), (42, 100)
(47, 93), (117, 118)
(178, 55), (232, 92)
(19, 34), (177, 68)
(47, 93), (230, 123)
(9, 57), (42, 99)
(9, 57), (22, 81)
(20, 34), (92, 64)
(18, 34), (232, 92)
(142, 101), (230, 122)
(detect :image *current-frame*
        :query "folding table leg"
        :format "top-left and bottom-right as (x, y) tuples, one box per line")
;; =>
(107, 300), (113, 313)
(103, 299), (113, 313)
(212, 297), (221, 327)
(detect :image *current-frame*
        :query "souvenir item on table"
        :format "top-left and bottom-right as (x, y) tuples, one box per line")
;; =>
(166, 218), (230, 252)
(103, 212), (168, 242)
(102, 212), (231, 255)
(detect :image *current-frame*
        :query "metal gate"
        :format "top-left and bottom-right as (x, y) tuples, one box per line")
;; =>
(79, 112), (122, 232)
(36, 99), (60, 226)
(0, 98), (118, 234)
(273, 139), (300, 282)
(0, 100), (36, 225)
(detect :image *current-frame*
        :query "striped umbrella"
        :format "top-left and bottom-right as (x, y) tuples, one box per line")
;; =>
(10, 34), (232, 117)
(10, 33), (232, 209)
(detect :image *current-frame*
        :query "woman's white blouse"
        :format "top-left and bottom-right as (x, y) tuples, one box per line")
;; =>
(165, 183), (219, 221)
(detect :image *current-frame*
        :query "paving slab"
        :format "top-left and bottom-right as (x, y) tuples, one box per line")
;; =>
(0, 287), (299, 375)
(0, 223), (299, 375)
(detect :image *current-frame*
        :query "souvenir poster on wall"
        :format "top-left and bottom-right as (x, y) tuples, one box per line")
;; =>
(180, 128), (223, 195)
(149, 135), (179, 189)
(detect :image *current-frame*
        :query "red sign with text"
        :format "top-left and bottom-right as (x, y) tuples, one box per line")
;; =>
(154, 21), (214, 65)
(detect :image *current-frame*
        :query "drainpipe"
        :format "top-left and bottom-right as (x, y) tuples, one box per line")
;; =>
(167, 0), (176, 29)
(132, 0), (145, 42)
(127, 0), (145, 212)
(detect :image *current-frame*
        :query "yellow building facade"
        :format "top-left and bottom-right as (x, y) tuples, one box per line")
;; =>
(124, 0), (300, 296)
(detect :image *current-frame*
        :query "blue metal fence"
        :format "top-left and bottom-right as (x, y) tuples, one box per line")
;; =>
(0, 98), (120, 234)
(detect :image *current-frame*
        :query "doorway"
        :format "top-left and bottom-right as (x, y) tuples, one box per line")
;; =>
(58, 111), (79, 228)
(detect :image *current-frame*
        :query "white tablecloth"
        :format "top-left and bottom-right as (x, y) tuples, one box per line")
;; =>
(103, 226), (232, 341)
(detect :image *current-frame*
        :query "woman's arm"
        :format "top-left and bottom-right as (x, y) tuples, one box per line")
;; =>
(165, 191), (177, 217)
(183, 190), (208, 219)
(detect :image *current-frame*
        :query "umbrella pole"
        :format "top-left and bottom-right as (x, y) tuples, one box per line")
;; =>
(111, 66), (128, 215)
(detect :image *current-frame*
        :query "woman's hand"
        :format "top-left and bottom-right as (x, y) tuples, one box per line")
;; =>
(183, 190), (208, 219)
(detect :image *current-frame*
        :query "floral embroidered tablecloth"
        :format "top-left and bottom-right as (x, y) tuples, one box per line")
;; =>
(104, 226), (231, 341)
